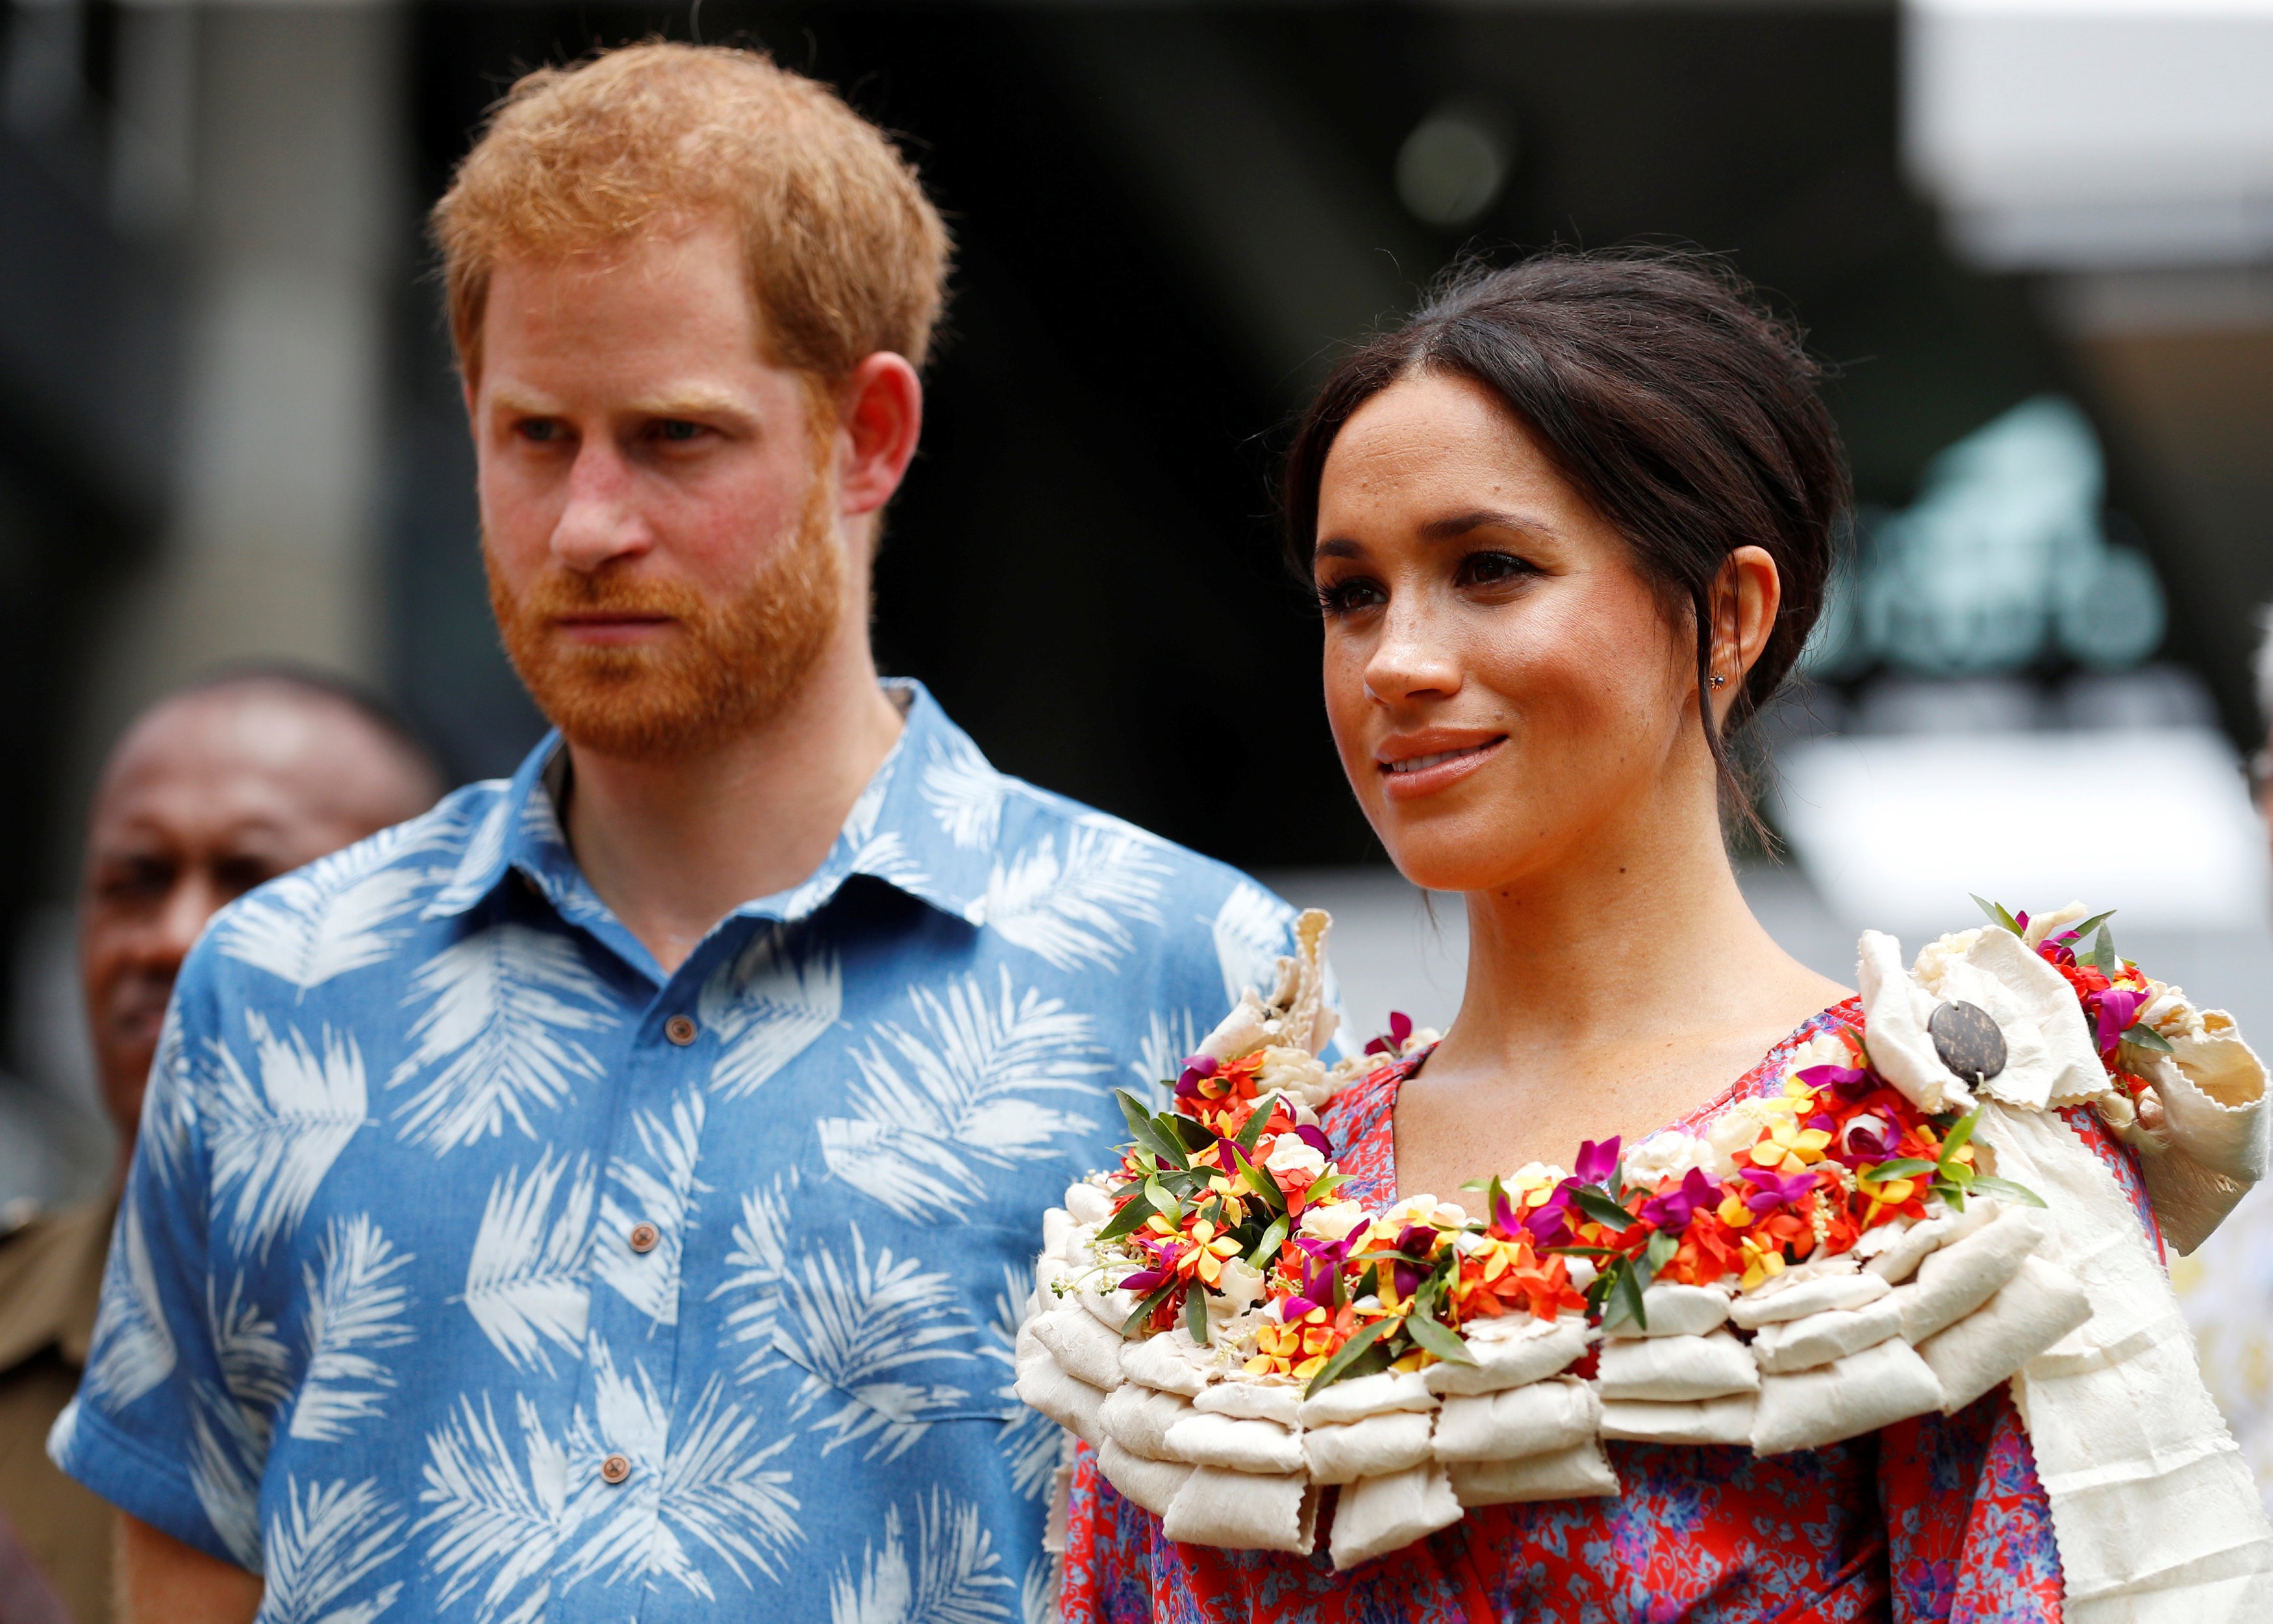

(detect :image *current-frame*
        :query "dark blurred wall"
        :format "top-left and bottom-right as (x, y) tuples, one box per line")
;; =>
(392, 2), (2131, 870)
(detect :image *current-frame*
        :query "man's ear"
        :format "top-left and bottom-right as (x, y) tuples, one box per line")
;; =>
(835, 353), (923, 518)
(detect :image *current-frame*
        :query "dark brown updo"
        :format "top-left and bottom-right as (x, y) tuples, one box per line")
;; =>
(1283, 247), (1849, 793)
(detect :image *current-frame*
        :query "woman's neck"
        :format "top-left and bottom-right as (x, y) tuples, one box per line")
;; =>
(1392, 771), (1848, 1195)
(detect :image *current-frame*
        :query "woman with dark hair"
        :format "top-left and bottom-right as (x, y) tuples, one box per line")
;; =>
(1049, 249), (2267, 1621)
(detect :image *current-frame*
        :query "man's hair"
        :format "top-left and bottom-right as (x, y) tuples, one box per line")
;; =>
(170, 662), (446, 797)
(431, 42), (952, 389)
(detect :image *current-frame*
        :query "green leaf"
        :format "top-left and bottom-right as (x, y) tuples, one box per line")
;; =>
(1303, 1318), (1394, 1399)
(1113, 1092), (1192, 1170)
(1571, 1188), (1637, 1232)
(2122, 1022), (2175, 1056)
(2092, 925), (2119, 979)
(1937, 1107), (1983, 1175)
(1938, 1162), (1976, 1189)
(1144, 1175), (1179, 1226)
(1600, 1262), (1649, 1332)
(1119, 1279), (1179, 1338)
(1940, 1183), (1967, 1214)
(1248, 1215), (1289, 1270)
(1301, 1171), (1349, 1207)
(1185, 1285), (1210, 1346)
(2066, 910), (2116, 947)
(1170, 1115), (1218, 1153)
(1095, 1190), (1157, 1243)
(1233, 1148), (1283, 1209)
(1967, 1173), (2048, 1209)
(1544, 1245), (1625, 1258)
(1237, 1103), (1274, 1153)
(1972, 894), (2024, 936)
(1645, 1230), (1680, 1273)
(1404, 1312), (1474, 1366)
(1116, 1089), (1155, 1138)
(1861, 1158), (1937, 1182)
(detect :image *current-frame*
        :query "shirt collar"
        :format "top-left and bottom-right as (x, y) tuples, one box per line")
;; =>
(423, 679), (1003, 932)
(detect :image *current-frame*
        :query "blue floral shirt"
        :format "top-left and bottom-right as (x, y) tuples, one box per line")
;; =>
(54, 681), (1303, 1624)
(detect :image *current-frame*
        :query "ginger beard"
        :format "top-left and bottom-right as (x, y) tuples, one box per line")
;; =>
(486, 455), (845, 760)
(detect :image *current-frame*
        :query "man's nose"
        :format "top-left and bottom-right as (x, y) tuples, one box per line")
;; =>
(549, 439), (653, 572)
(147, 873), (230, 969)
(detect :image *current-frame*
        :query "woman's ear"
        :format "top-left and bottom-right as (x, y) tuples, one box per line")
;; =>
(1709, 545), (1783, 724)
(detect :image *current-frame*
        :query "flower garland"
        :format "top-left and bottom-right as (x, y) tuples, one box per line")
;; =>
(1057, 896), (2181, 1399)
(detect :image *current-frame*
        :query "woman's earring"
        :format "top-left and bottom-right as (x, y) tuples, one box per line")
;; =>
(1709, 672), (1727, 690)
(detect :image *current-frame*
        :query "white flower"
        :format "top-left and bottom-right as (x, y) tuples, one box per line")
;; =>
(1705, 1099), (1788, 1169)
(1209, 1260), (1264, 1317)
(1622, 1131), (1717, 1186)
(1298, 1203), (1367, 1243)
(1253, 1047), (1331, 1109)
(1261, 1134), (1325, 1182)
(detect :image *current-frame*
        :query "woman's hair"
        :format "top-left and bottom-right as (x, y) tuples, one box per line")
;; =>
(1282, 245), (1848, 803)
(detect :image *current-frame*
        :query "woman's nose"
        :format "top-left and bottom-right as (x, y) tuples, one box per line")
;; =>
(1364, 600), (1464, 706)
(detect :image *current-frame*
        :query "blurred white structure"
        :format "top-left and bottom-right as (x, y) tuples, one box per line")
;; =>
(1905, 0), (2273, 271)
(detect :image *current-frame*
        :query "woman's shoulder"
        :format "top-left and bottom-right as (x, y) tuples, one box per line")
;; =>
(1663, 997), (1866, 1138)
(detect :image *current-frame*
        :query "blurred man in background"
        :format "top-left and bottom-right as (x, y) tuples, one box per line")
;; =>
(0, 672), (440, 1621)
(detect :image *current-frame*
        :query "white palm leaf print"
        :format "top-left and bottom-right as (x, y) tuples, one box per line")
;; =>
(783, 773), (929, 916)
(214, 820), (451, 991)
(258, 1477), (405, 1624)
(386, 926), (617, 1153)
(650, 1376), (799, 1588)
(190, 1377), (268, 1569)
(138, 999), (196, 1193)
(82, 1193), (176, 1410)
(289, 1215), (414, 1442)
(210, 1273), (292, 1416)
(415, 1394), (569, 1624)
(205, 1012), (367, 1259)
(816, 970), (1106, 1221)
(974, 827), (1167, 971)
(1021, 1555), (1061, 1624)
(920, 732), (1003, 851)
(777, 1226), (975, 1460)
(699, 925), (840, 1101)
(1131, 1009), (1203, 1112)
(710, 1173), (797, 1382)
(983, 1266), (1061, 1503)
(828, 1490), (1015, 1624)
(459, 1153), (594, 1375)
(1211, 882), (1290, 1006)
(597, 1091), (710, 1326)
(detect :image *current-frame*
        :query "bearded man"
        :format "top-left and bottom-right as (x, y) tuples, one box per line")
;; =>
(52, 43), (1303, 1623)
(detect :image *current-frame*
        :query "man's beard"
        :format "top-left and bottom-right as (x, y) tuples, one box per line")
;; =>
(487, 480), (845, 761)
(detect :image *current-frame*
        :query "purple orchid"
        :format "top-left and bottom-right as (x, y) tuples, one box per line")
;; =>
(1739, 1164), (1818, 1214)
(1797, 1063), (1877, 1102)
(1364, 1010), (1416, 1058)
(1503, 1183), (1574, 1248)
(2095, 987), (2152, 1053)
(1174, 1053), (1219, 1100)
(1638, 1167), (1718, 1235)
(1574, 1137), (1622, 1189)
(1294, 1124), (1335, 1158)
(1843, 1121), (1891, 1161)
(1288, 1232), (1355, 1315)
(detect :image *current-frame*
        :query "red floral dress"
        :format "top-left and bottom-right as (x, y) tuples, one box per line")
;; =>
(1060, 999), (2159, 1624)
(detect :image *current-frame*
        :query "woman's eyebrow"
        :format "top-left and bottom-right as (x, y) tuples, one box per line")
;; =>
(1417, 508), (1553, 542)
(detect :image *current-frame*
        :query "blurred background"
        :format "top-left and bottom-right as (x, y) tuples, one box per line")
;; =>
(2, 0), (2271, 1214)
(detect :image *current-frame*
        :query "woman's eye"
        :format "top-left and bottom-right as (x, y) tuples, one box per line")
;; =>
(1316, 577), (1387, 617)
(1457, 551), (1533, 589)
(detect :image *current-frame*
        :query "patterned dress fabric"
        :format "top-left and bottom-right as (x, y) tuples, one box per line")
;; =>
(1063, 999), (2157, 1624)
(52, 681), (1304, 1624)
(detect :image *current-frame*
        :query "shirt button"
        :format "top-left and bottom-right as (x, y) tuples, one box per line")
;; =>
(628, 1223), (660, 1255)
(664, 1014), (697, 1046)
(600, 1453), (633, 1485)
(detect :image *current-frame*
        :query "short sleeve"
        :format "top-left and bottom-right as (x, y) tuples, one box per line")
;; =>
(49, 942), (262, 1570)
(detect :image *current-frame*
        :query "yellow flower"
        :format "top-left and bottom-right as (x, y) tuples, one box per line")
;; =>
(1746, 1115), (1832, 1173)
(1718, 1193), (1755, 1229)
(1739, 1235), (1787, 1291)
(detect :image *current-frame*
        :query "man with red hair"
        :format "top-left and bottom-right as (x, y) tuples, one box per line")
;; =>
(54, 43), (1301, 1622)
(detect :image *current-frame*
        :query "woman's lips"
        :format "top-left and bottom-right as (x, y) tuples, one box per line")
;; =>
(1375, 736), (1506, 800)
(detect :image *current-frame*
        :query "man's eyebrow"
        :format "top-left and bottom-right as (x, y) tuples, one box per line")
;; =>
(622, 386), (757, 419)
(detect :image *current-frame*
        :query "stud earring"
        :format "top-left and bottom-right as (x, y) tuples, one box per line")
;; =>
(1709, 673), (1727, 690)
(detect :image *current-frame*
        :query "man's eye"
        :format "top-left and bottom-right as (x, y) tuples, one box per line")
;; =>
(516, 419), (563, 443)
(654, 420), (705, 443)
